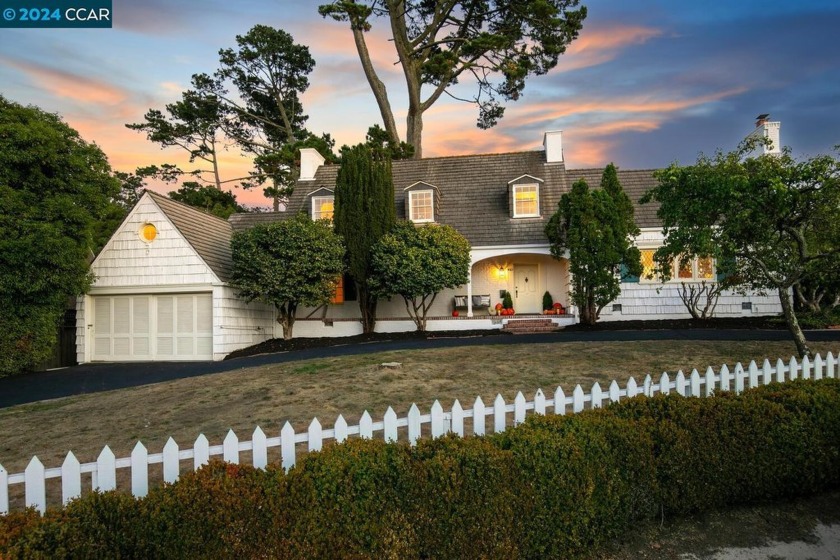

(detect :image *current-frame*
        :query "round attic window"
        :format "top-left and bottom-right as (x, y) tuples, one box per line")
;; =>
(140, 223), (157, 243)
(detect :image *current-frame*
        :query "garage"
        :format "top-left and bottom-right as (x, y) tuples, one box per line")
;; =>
(92, 294), (213, 361)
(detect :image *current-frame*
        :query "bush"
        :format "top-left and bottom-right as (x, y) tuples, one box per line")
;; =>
(543, 291), (554, 310)
(3, 380), (840, 559)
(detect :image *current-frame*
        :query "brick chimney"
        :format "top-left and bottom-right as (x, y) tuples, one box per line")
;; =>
(746, 114), (781, 155)
(543, 130), (564, 164)
(299, 148), (325, 181)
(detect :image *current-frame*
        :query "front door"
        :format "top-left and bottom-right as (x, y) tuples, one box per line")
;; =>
(513, 265), (540, 313)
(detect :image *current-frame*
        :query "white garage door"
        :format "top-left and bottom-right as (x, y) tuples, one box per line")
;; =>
(92, 294), (213, 361)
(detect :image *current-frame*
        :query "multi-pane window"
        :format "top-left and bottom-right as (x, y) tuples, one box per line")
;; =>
(409, 190), (434, 222)
(330, 275), (344, 304)
(639, 249), (716, 282)
(312, 196), (334, 221)
(513, 184), (539, 217)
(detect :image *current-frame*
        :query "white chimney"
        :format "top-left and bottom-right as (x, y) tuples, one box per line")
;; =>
(746, 114), (781, 155)
(543, 130), (563, 164)
(299, 148), (325, 180)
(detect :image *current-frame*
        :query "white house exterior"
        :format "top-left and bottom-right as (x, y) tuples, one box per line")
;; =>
(76, 192), (275, 363)
(79, 122), (783, 362)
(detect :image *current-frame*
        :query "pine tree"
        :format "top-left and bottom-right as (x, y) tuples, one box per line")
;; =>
(334, 144), (395, 333)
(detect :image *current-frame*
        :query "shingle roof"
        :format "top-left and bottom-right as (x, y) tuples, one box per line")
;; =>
(147, 191), (233, 281)
(264, 151), (663, 244)
(565, 168), (661, 229)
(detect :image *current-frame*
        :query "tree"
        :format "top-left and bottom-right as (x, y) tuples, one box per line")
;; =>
(318, 0), (587, 157)
(545, 164), (641, 325)
(216, 25), (317, 210)
(370, 221), (470, 331)
(0, 97), (120, 375)
(231, 214), (345, 340)
(334, 144), (396, 333)
(169, 182), (246, 219)
(127, 74), (228, 190)
(642, 145), (840, 357)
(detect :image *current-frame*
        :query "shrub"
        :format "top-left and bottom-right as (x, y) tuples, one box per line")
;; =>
(494, 411), (658, 559)
(543, 291), (554, 310)
(502, 290), (513, 309)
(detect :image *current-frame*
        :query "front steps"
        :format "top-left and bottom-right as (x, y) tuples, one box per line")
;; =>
(502, 317), (563, 334)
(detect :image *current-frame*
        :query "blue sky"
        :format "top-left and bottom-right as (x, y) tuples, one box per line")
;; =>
(1, 0), (838, 206)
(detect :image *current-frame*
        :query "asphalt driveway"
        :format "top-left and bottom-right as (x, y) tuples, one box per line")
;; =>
(1, 329), (839, 409)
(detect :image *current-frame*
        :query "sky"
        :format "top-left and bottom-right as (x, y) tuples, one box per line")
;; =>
(1, 0), (838, 207)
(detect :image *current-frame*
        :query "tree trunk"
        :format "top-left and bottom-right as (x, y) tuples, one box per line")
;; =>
(278, 302), (297, 341)
(778, 286), (811, 358)
(358, 286), (378, 334)
(406, 108), (423, 159)
(350, 25), (401, 146)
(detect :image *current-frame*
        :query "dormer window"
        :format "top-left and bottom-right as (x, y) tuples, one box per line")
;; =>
(409, 190), (434, 222)
(513, 184), (539, 217)
(312, 195), (334, 221)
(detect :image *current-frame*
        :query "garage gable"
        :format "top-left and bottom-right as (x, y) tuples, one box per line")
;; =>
(91, 193), (224, 288)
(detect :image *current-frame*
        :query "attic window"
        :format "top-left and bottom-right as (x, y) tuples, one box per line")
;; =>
(409, 190), (434, 222)
(513, 184), (539, 218)
(312, 196), (334, 221)
(139, 223), (157, 243)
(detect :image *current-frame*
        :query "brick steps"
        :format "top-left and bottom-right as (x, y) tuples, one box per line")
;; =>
(502, 318), (563, 334)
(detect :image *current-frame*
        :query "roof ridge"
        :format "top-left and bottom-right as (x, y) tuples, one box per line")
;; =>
(145, 189), (233, 228)
(393, 149), (544, 164)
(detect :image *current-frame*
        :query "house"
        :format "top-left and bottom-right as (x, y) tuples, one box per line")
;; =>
(77, 123), (782, 362)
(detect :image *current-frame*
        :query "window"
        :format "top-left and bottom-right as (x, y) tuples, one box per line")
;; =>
(312, 196), (334, 221)
(513, 184), (539, 217)
(409, 190), (434, 222)
(639, 249), (716, 282)
(139, 223), (157, 243)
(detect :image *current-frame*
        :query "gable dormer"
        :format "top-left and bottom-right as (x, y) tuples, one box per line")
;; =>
(306, 187), (335, 221)
(507, 174), (544, 218)
(403, 181), (440, 223)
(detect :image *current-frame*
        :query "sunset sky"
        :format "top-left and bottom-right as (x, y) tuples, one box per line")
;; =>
(1, 0), (838, 207)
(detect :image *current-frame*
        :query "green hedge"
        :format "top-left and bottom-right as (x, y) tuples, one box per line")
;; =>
(2, 379), (839, 559)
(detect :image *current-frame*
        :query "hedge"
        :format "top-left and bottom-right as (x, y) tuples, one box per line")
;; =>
(2, 379), (839, 559)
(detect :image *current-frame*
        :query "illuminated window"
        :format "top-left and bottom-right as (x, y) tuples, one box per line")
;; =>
(330, 275), (344, 304)
(312, 196), (334, 221)
(639, 249), (716, 282)
(139, 223), (157, 243)
(513, 184), (539, 217)
(409, 190), (434, 222)
(640, 249), (658, 281)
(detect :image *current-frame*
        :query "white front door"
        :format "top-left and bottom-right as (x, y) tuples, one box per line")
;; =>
(513, 265), (540, 313)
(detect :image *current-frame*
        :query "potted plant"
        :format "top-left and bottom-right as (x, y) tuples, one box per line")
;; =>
(543, 291), (554, 314)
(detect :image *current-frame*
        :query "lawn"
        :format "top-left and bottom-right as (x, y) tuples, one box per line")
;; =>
(1, 339), (837, 475)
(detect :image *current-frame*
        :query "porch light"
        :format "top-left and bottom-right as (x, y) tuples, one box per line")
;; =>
(494, 265), (509, 279)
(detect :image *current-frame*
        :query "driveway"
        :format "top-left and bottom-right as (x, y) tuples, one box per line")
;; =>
(2, 329), (839, 409)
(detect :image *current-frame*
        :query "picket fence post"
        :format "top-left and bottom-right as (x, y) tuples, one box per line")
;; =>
(814, 354), (824, 380)
(431, 401), (445, 437)
(96, 446), (116, 492)
(384, 407), (398, 443)
(626, 377), (639, 398)
(408, 404), (421, 445)
(827, 352), (836, 379)
(335, 415), (348, 443)
(24, 457), (46, 514)
(591, 383), (603, 408)
(705, 367), (715, 397)
(451, 400), (464, 436)
(194, 434), (209, 470)
(474, 396), (486, 436)
(0, 463), (7, 515)
(514, 393), (526, 426)
(675, 371), (686, 396)
(734, 362), (745, 394)
(659, 373), (670, 396)
(720, 364), (731, 392)
(252, 427), (268, 469)
(801, 355), (812, 379)
(308, 419), (323, 452)
(554, 387), (566, 415)
(163, 438), (179, 483)
(789, 356), (799, 380)
(131, 442), (148, 498)
(224, 430), (239, 464)
(690, 369), (701, 397)
(281, 422), (295, 471)
(748, 361), (759, 389)
(359, 411), (373, 439)
(534, 389), (546, 415)
(609, 380), (621, 403)
(762, 359), (773, 385)
(494, 394), (506, 433)
(572, 385), (584, 413)
(61, 452), (81, 505)
(776, 358), (786, 383)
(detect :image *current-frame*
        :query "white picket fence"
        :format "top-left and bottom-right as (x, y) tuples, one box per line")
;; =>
(2, 351), (837, 515)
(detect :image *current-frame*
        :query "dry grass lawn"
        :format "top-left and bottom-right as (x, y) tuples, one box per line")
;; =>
(1, 339), (837, 476)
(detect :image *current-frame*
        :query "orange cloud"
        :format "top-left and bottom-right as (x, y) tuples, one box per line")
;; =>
(1, 56), (129, 106)
(554, 24), (664, 72)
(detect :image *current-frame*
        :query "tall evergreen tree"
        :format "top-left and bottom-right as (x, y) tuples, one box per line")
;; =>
(334, 144), (395, 333)
(545, 164), (641, 325)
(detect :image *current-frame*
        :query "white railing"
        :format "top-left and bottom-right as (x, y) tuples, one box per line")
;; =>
(1, 351), (836, 515)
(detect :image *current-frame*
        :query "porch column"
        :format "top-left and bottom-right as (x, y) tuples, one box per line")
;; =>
(466, 265), (474, 317)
